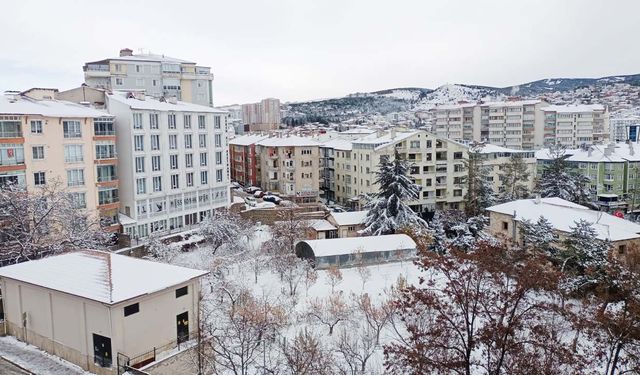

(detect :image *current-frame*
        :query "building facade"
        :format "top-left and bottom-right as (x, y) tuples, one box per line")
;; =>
(610, 116), (640, 143)
(0, 91), (120, 231)
(255, 135), (320, 203)
(241, 98), (281, 131)
(541, 104), (609, 148)
(84, 48), (214, 107)
(229, 134), (269, 186)
(479, 144), (537, 196)
(106, 92), (229, 239)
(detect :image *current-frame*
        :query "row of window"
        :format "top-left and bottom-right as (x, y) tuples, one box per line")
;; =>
(123, 286), (189, 317)
(133, 113), (221, 130)
(135, 169), (224, 194)
(133, 134), (222, 151)
(134, 152), (223, 174)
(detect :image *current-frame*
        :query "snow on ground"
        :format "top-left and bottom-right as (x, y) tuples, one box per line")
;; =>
(0, 336), (92, 375)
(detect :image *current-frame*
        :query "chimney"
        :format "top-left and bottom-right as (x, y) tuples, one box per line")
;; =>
(134, 92), (145, 101)
(119, 48), (133, 57)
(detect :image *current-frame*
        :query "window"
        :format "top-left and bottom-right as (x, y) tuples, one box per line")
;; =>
(216, 169), (223, 182)
(67, 169), (84, 187)
(134, 135), (144, 151)
(115, 77), (123, 86)
(135, 65), (141, 73)
(64, 144), (83, 163)
(200, 171), (208, 185)
(151, 135), (160, 151)
(30, 120), (43, 134)
(32, 146), (44, 160)
(95, 143), (116, 159)
(149, 114), (159, 129)
(198, 115), (206, 129)
(410, 141), (420, 148)
(200, 152), (208, 166)
(618, 244), (626, 255)
(215, 134), (222, 147)
(152, 155), (161, 171)
(124, 303), (139, 317)
(185, 153), (193, 168)
(135, 157), (145, 173)
(502, 221), (508, 231)
(170, 155), (178, 169)
(171, 174), (179, 189)
(136, 178), (147, 194)
(34, 171), (46, 186)
(169, 135), (177, 150)
(69, 192), (86, 209)
(176, 286), (188, 298)
(184, 115), (192, 129)
(136, 78), (144, 87)
(214, 116), (221, 129)
(168, 114), (176, 129)
(63, 120), (82, 138)
(153, 176), (162, 192)
(199, 134), (207, 148)
(301, 149), (311, 155)
(133, 113), (143, 129)
(152, 79), (158, 86)
(96, 165), (117, 182)
(215, 151), (222, 165)
(184, 134), (192, 149)
(186, 172), (194, 187)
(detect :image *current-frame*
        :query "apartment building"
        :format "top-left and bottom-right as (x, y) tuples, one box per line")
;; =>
(229, 134), (269, 187)
(106, 92), (229, 239)
(536, 142), (640, 212)
(84, 48), (214, 107)
(478, 144), (537, 195)
(433, 103), (477, 143)
(242, 98), (281, 131)
(610, 116), (640, 143)
(255, 135), (320, 203)
(542, 104), (609, 148)
(0, 90), (120, 231)
(319, 139), (353, 202)
(332, 130), (468, 212)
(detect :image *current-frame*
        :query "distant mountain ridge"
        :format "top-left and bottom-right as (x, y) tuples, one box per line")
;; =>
(282, 74), (640, 125)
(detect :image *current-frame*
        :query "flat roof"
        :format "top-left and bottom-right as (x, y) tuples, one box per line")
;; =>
(0, 95), (111, 118)
(108, 92), (226, 113)
(0, 250), (208, 305)
(300, 234), (416, 257)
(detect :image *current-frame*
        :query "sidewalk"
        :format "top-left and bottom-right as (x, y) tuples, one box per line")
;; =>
(0, 336), (91, 375)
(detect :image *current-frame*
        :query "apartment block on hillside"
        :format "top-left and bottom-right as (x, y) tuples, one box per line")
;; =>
(542, 104), (609, 148)
(84, 48), (214, 107)
(107, 92), (229, 239)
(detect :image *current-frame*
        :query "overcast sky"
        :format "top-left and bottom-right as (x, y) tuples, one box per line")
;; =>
(1, 0), (638, 105)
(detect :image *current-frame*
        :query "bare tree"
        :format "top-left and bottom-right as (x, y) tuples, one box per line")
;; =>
(334, 326), (377, 375)
(307, 293), (351, 335)
(354, 250), (371, 291)
(274, 253), (313, 298)
(325, 265), (343, 293)
(304, 267), (318, 296)
(198, 209), (254, 256)
(145, 231), (180, 263)
(263, 208), (312, 255)
(354, 293), (395, 345)
(278, 329), (337, 375)
(0, 180), (111, 263)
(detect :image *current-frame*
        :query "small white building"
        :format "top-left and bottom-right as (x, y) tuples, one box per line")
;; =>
(0, 250), (208, 375)
(327, 210), (368, 237)
(295, 234), (417, 268)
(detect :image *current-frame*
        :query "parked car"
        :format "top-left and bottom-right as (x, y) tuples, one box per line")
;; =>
(231, 181), (241, 189)
(263, 195), (282, 204)
(254, 190), (265, 198)
(244, 196), (257, 206)
(245, 186), (260, 194)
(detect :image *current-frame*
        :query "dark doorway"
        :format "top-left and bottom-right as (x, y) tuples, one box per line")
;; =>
(93, 333), (112, 368)
(176, 311), (189, 344)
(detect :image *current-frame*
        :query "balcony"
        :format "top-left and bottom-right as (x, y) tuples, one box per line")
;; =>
(84, 64), (110, 77)
(0, 121), (23, 138)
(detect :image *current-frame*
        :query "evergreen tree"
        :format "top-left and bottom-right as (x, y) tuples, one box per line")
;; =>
(560, 219), (610, 292)
(361, 150), (427, 235)
(519, 216), (558, 255)
(428, 212), (448, 254)
(536, 144), (592, 204)
(497, 154), (531, 202)
(464, 143), (496, 217)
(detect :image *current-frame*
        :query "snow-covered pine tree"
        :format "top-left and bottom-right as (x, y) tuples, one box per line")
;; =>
(428, 212), (448, 254)
(519, 216), (558, 255)
(497, 154), (531, 202)
(560, 219), (610, 292)
(361, 150), (427, 236)
(536, 144), (575, 201)
(570, 172), (593, 207)
(464, 142), (496, 217)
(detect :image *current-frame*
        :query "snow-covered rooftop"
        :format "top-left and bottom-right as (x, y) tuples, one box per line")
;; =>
(118, 213), (136, 226)
(0, 250), (208, 305)
(256, 135), (320, 147)
(300, 234), (416, 257)
(307, 219), (337, 232)
(486, 198), (640, 242)
(478, 144), (534, 155)
(229, 134), (270, 146)
(339, 128), (377, 135)
(108, 92), (226, 113)
(543, 104), (606, 113)
(329, 211), (368, 226)
(321, 138), (353, 151)
(88, 53), (196, 64)
(483, 99), (543, 107)
(0, 95), (111, 118)
(535, 143), (640, 162)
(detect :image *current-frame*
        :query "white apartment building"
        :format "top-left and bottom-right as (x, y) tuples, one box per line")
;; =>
(106, 92), (229, 239)
(542, 104), (609, 148)
(84, 48), (214, 107)
(478, 144), (537, 195)
(610, 116), (640, 143)
(433, 101), (609, 150)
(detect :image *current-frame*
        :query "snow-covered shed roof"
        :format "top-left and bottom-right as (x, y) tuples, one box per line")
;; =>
(0, 95), (111, 118)
(108, 92), (226, 113)
(329, 211), (368, 226)
(299, 234), (416, 257)
(486, 198), (640, 242)
(256, 135), (320, 147)
(0, 250), (208, 305)
(543, 104), (606, 113)
(229, 134), (270, 146)
(307, 219), (337, 232)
